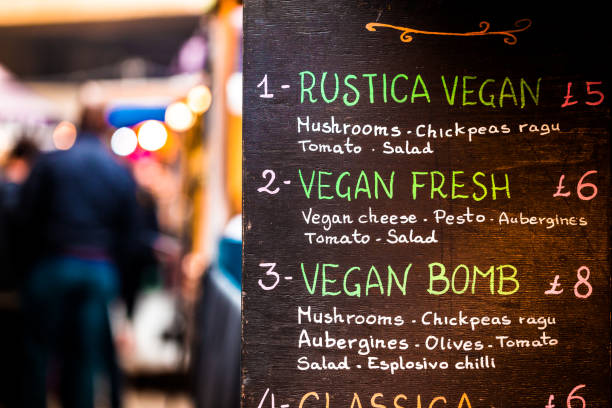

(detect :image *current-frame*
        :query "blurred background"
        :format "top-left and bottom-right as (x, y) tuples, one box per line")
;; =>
(0, 1), (243, 407)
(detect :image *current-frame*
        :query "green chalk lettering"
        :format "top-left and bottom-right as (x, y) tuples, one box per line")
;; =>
(411, 74), (430, 103)
(300, 71), (317, 103)
(520, 77), (541, 108)
(452, 170), (468, 199)
(355, 171), (372, 199)
(472, 172), (487, 201)
(343, 74), (360, 106)
(441, 75), (459, 105)
(428, 263), (450, 295)
(298, 169), (316, 198)
(498, 265), (520, 295)
(300, 263), (319, 294)
(322, 263), (341, 296)
(336, 171), (352, 202)
(430, 171), (447, 199)
(366, 266), (384, 296)
(479, 78), (496, 107)
(318, 171), (333, 199)
(391, 74), (408, 103)
(499, 77), (518, 107)
(363, 73), (377, 104)
(491, 173), (511, 199)
(462, 76), (477, 106)
(412, 171), (428, 199)
(452, 265), (470, 294)
(343, 266), (361, 297)
(320, 72), (339, 103)
(472, 265), (495, 294)
(374, 171), (394, 199)
(387, 265), (411, 296)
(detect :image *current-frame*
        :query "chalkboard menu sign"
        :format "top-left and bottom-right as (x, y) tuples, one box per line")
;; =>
(243, 2), (610, 407)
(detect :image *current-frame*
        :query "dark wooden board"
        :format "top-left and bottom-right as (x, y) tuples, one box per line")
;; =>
(243, 2), (610, 407)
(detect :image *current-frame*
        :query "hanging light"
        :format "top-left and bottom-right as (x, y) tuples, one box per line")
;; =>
(165, 102), (195, 132)
(110, 127), (138, 156)
(137, 120), (167, 151)
(186, 85), (212, 114)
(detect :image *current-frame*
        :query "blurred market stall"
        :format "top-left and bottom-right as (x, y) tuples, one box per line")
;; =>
(0, 0), (243, 407)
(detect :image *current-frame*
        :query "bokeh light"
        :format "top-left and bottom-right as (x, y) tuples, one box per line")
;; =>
(226, 72), (242, 116)
(138, 120), (168, 151)
(52, 121), (77, 150)
(186, 85), (212, 114)
(110, 127), (138, 156)
(178, 36), (207, 73)
(165, 102), (195, 132)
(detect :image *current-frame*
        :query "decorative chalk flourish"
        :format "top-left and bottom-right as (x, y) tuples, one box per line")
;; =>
(365, 18), (532, 45)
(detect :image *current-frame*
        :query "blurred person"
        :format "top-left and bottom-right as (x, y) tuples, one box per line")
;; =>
(112, 162), (166, 364)
(1, 137), (40, 289)
(1, 137), (40, 183)
(18, 108), (141, 408)
(119, 187), (160, 318)
(0, 138), (40, 408)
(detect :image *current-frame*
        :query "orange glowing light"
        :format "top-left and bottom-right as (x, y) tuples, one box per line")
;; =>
(186, 85), (212, 114)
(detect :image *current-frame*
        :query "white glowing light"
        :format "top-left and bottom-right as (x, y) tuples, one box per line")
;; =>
(226, 72), (242, 116)
(186, 85), (212, 114)
(138, 120), (167, 151)
(230, 6), (243, 31)
(110, 127), (138, 156)
(165, 102), (195, 132)
(52, 121), (77, 150)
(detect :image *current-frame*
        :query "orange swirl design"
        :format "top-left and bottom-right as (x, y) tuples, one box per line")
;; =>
(366, 18), (532, 45)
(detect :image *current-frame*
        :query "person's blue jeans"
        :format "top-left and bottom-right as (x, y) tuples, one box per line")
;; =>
(23, 256), (119, 408)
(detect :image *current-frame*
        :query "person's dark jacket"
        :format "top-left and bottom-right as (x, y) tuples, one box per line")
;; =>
(19, 133), (140, 264)
(1, 181), (22, 290)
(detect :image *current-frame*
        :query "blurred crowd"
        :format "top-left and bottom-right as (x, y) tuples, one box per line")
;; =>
(0, 108), (177, 408)
(0, 1), (243, 407)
